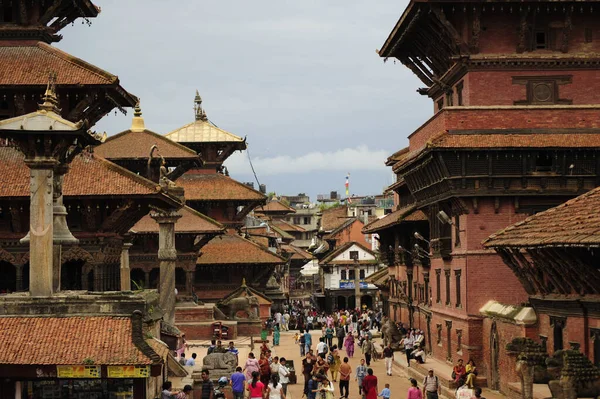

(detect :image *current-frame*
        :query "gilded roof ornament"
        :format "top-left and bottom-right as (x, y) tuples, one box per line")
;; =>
(130, 100), (146, 132)
(194, 89), (207, 121)
(39, 72), (61, 114)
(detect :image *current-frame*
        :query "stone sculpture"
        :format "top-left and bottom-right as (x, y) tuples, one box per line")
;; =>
(381, 317), (404, 350)
(546, 350), (600, 399)
(217, 295), (260, 320)
(201, 352), (237, 380)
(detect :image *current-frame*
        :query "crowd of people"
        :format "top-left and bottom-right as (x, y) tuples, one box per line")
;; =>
(162, 305), (485, 399)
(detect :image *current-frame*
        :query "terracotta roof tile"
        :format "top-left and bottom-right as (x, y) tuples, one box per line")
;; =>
(484, 186), (600, 248)
(0, 147), (159, 197)
(0, 42), (117, 86)
(393, 132), (600, 172)
(96, 130), (199, 160)
(362, 206), (427, 234)
(176, 172), (266, 201)
(281, 244), (313, 260)
(197, 232), (286, 265)
(256, 200), (296, 214)
(130, 206), (224, 235)
(0, 316), (153, 365)
(321, 206), (350, 231)
(272, 219), (306, 233)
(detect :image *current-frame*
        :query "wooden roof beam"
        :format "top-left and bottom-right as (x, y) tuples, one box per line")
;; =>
(400, 56), (434, 87)
(430, 6), (470, 55)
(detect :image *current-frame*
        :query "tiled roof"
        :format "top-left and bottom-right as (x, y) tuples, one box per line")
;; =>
(483, 186), (600, 248)
(96, 129), (199, 160)
(362, 206), (427, 234)
(165, 119), (245, 144)
(393, 132), (600, 172)
(272, 219), (306, 233)
(325, 217), (359, 239)
(364, 267), (389, 286)
(197, 232), (286, 265)
(281, 244), (313, 260)
(130, 206), (224, 235)
(0, 42), (118, 86)
(0, 316), (153, 365)
(256, 200), (296, 214)
(176, 171), (266, 201)
(319, 241), (377, 265)
(0, 147), (160, 197)
(386, 147), (409, 166)
(321, 205), (350, 231)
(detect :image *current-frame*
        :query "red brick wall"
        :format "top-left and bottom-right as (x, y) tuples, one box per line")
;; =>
(468, 70), (600, 106)
(330, 219), (370, 247)
(408, 112), (448, 151)
(537, 311), (600, 361)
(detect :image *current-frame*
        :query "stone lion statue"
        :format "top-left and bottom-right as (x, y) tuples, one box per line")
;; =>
(200, 352), (237, 380)
(217, 296), (260, 320)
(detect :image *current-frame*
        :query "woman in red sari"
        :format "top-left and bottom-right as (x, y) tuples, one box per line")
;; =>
(362, 368), (378, 399)
(259, 352), (271, 385)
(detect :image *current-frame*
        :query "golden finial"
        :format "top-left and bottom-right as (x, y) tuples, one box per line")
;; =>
(130, 100), (145, 132)
(241, 278), (247, 288)
(39, 72), (61, 114)
(194, 90), (207, 121)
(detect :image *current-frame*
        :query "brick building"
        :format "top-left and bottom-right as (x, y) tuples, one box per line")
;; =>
(375, 0), (600, 393)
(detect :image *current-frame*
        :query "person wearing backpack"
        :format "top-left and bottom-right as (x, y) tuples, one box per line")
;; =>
(422, 369), (441, 399)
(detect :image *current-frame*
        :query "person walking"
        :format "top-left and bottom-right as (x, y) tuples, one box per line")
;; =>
(231, 367), (246, 399)
(339, 357), (352, 399)
(304, 329), (313, 355)
(362, 368), (378, 399)
(362, 337), (374, 366)
(266, 374), (286, 399)
(344, 333), (355, 357)
(383, 343), (394, 376)
(198, 370), (213, 399)
(273, 325), (281, 346)
(300, 330), (306, 356)
(247, 371), (265, 399)
(401, 331), (415, 367)
(325, 325), (334, 348)
(243, 352), (260, 381)
(336, 324), (345, 348)
(279, 358), (290, 397)
(378, 383), (391, 399)
(407, 379), (422, 399)
(422, 369), (441, 399)
(355, 359), (367, 397)
(314, 376), (335, 399)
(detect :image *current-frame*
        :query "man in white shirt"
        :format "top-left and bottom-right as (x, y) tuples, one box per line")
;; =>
(282, 312), (290, 331)
(316, 338), (327, 357)
(279, 357), (290, 396)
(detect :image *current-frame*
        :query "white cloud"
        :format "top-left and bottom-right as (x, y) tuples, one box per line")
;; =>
(225, 145), (389, 176)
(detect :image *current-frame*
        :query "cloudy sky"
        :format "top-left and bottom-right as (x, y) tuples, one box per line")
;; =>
(59, 0), (431, 200)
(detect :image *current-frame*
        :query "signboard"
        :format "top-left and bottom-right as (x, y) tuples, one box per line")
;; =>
(339, 280), (368, 289)
(107, 365), (150, 378)
(56, 365), (101, 378)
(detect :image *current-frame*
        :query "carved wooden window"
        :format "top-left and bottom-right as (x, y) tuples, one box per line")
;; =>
(455, 270), (462, 307)
(535, 31), (547, 49)
(445, 269), (451, 306)
(456, 82), (464, 106)
(585, 28), (593, 43)
(348, 269), (355, 280)
(341, 270), (347, 280)
(513, 75), (572, 105)
(436, 269), (441, 303)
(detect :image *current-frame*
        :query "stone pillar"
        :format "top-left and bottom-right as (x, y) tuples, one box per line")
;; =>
(120, 243), (133, 291)
(354, 262), (361, 311)
(93, 263), (102, 291)
(24, 162), (55, 296)
(144, 270), (150, 288)
(151, 209), (181, 325)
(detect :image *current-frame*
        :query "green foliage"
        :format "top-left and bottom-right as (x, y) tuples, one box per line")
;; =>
(132, 280), (144, 291)
(83, 358), (95, 365)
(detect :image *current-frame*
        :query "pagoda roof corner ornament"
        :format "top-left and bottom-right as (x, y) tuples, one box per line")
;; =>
(194, 90), (208, 122)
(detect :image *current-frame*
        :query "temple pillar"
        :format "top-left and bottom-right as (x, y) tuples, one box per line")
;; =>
(144, 270), (150, 289)
(120, 243), (133, 291)
(24, 162), (56, 296)
(151, 209), (181, 325)
(94, 263), (102, 291)
(15, 264), (23, 292)
(186, 270), (194, 294)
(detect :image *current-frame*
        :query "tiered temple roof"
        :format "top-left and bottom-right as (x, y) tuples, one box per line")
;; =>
(131, 206), (224, 235)
(362, 205), (427, 234)
(176, 171), (265, 202)
(197, 232), (286, 266)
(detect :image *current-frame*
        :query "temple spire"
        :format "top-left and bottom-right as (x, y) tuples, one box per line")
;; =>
(130, 100), (146, 132)
(194, 90), (207, 121)
(39, 72), (61, 114)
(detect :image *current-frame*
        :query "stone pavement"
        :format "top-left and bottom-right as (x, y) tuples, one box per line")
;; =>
(174, 329), (513, 399)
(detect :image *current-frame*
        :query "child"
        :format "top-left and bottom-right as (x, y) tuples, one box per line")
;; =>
(294, 332), (300, 345)
(378, 383), (391, 399)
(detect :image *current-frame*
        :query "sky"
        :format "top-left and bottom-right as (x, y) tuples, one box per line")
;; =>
(58, 0), (432, 200)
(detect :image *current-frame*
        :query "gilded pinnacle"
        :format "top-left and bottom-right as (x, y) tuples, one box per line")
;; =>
(130, 100), (146, 132)
(194, 90), (207, 121)
(39, 72), (61, 114)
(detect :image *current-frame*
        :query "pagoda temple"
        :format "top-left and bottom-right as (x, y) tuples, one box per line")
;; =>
(374, 0), (600, 394)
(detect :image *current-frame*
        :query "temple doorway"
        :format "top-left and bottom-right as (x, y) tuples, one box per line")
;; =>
(348, 295), (356, 310)
(0, 261), (16, 293)
(337, 295), (347, 310)
(61, 260), (85, 290)
(490, 321), (500, 390)
(362, 295), (373, 309)
(130, 269), (145, 289)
